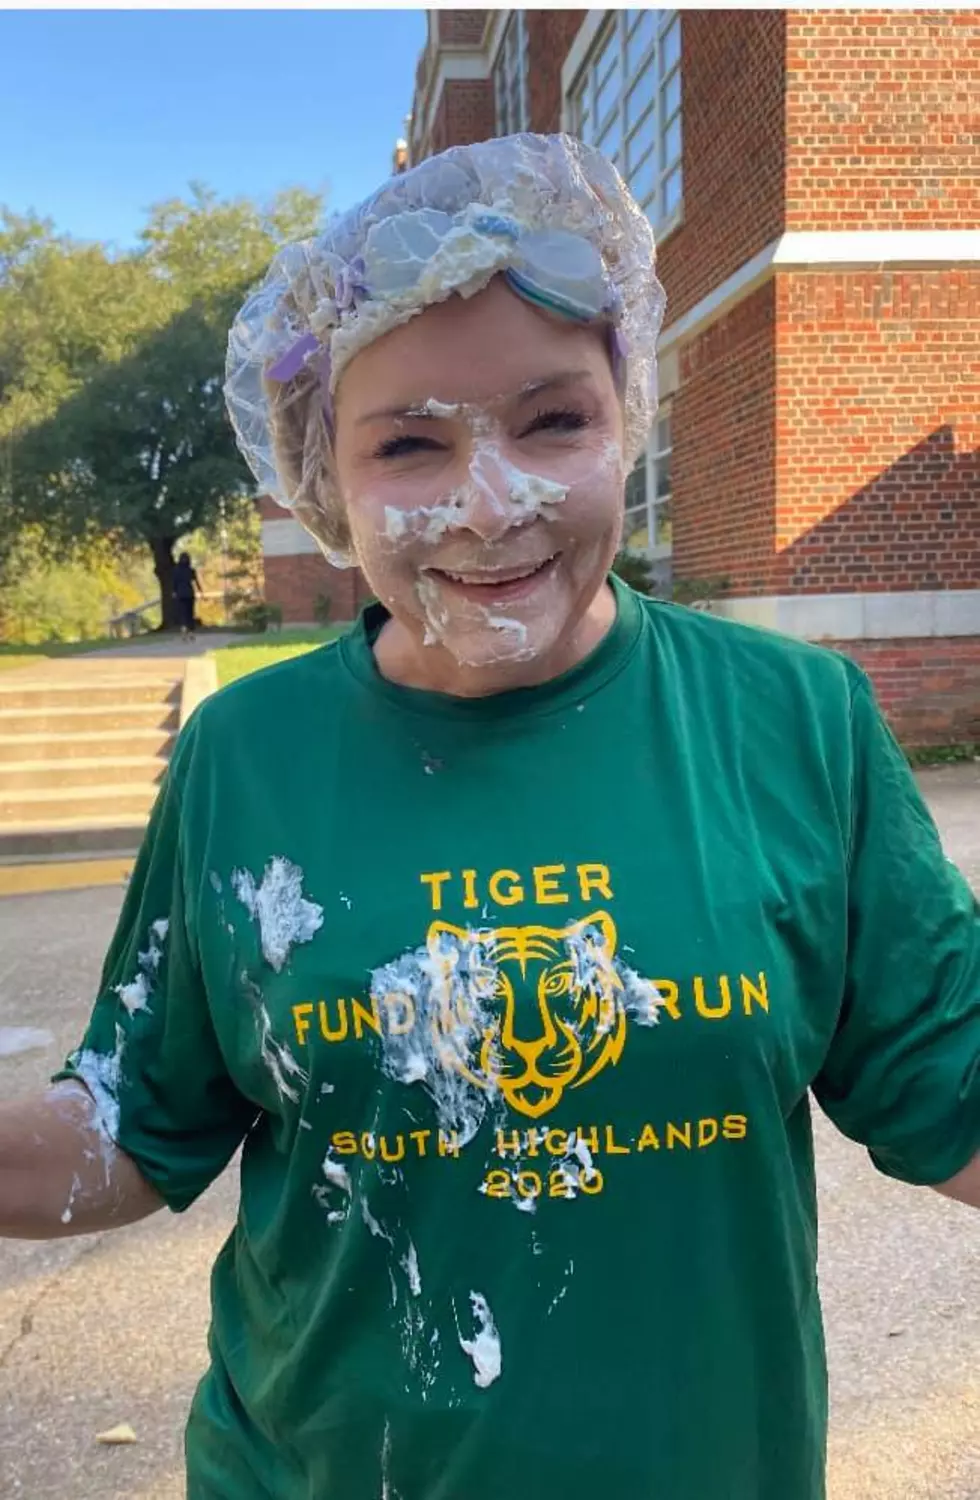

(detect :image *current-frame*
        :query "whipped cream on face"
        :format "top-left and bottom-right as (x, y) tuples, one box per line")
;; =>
(381, 400), (571, 551)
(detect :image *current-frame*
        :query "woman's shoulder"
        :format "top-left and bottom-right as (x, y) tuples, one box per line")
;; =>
(635, 591), (865, 707)
(188, 637), (349, 747)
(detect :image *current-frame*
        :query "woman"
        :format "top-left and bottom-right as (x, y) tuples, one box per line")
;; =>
(1, 135), (977, 1500)
(173, 550), (202, 640)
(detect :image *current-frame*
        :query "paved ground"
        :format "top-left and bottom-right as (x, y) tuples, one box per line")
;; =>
(0, 765), (977, 1498)
(85, 633), (252, 659)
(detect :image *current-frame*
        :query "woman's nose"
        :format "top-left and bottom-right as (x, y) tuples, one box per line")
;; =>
(461, 445), (527, 542)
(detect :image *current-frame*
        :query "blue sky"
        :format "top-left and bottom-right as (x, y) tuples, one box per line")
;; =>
(0, 8), (426, 247)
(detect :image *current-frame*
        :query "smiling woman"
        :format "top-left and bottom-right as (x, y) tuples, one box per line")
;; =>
(332, 282), (626, 691)
(3, 132), (977, 1500)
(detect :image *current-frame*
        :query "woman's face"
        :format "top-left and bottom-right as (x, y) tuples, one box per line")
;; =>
(333, 277), (626, 681)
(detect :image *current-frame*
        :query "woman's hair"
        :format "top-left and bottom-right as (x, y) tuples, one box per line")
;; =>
(178, 551), (191, 566)
(225, 133), (667, 562)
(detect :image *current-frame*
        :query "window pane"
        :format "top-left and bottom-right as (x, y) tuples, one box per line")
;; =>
(660, 17), (681, 76)
(655, 498), (672, 547)
(628, 149), (657, 206)
(626, 63), (657, 132)
(662, 112), (682, 170)
(596, 111), (623, 160)
(626, 127), (654, 177)
(626, 9), (656, 70)
(661, 68), (681, 120)
(655, 452), (672, 500)
(625, 461), (647, 513)
(595, 71), (621, 129)
(662, 164), (682, 217)
(626, 517), (651, 552)
(592, 26), (618, 85)
(656, 412), (672, 451)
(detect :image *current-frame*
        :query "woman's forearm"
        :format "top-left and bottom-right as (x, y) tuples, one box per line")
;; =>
(935, 1151), (980, 1210)
(0, 1082), (164, 1239)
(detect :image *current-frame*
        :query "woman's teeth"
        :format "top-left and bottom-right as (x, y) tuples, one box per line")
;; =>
(437, 558), (554, 586)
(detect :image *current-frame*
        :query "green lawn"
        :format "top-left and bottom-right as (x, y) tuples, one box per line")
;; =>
(211, 626), (347, 686)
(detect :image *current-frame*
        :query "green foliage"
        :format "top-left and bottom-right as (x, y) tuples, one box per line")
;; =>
(611, 549), (657, 595)
(671, 576), (730, 607)
(313, 592), (333, 625)
(233, 599), (283, 633)
(905, 743), (979, 768)
(0, 188), (324, 625)
(0, 526), (155, 644)
(170, 496), (265, 628)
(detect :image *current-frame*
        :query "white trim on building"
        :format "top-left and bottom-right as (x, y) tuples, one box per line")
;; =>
(560, 11), (608, 120)
(261, 518), (321, 558)
(417, 49), (489, 153)
(659, 229), (980, 351)
(706, 590), (980, 641)
(493, 11), (529, 135)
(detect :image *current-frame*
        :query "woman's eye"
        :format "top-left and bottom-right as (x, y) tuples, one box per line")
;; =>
(374, 434), (444, 460)
(519, 406), (590, 439)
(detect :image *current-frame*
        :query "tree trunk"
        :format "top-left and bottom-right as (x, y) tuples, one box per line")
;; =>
(150, 536), (179, 631)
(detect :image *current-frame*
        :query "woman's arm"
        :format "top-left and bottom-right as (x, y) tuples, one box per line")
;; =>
(935, 1152), (980, 1209)
(0, 1082), (164, 1239)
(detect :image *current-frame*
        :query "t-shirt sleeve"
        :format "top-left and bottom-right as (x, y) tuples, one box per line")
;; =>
(813, 669), (980, 1186)
(54, 721), (256, 1212)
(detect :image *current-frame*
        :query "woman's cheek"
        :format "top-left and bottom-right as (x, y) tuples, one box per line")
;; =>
(528, 435), (625, 494)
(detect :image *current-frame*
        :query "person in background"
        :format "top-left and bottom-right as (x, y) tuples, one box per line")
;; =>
(173, 550), (201, 641)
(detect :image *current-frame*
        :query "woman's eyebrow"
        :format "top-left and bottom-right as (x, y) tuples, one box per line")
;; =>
(516, 370), (594, 402)
(357, 371), (595, 425)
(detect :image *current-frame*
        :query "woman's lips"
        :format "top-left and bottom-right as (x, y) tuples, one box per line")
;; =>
(425, 555), (559, 605)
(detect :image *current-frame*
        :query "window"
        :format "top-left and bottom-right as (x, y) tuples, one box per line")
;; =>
(494, 12), (528, 135)
(623, 408), (672, 561)
(568, 11), (682, 230)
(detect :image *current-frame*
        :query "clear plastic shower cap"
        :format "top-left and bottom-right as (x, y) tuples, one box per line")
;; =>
(225, 132), (667, 560)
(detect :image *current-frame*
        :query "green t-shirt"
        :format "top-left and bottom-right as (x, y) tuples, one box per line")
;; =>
(60, 577), (980, 1500)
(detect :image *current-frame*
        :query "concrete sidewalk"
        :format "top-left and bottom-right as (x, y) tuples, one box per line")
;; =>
(0, 766), (978, 1498)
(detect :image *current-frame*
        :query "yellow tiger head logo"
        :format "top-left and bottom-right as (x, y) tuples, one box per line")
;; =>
(425, 912), (626, 1118)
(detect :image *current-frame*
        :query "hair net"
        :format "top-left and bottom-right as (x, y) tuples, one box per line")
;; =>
(224, 132), (667, 560)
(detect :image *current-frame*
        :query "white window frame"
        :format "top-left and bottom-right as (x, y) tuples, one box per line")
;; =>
(623, 406), (673, 562)
(566, 10), (683, 237)
(493, 11), (529, 136)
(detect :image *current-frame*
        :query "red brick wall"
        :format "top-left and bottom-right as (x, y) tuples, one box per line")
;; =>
(525, 10), (585, 133)
(774, 270), (980, 593)
(259, 497), (372, 623)
(786, 11), (980, 229)
(263, 553), (372, 625)
(430, 79), (496, 157)
(673, 281), (778, 593)
(437, 10), (488, 46)
(659, 11), (787, 326)
(832, 638), (980, 746)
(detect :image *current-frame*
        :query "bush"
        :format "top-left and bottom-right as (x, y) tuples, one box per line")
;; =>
(233, 600), (283, 633)
(313, 592), (332, 625)
(611, 549), (656, 595)
(672, 576), (730, 609)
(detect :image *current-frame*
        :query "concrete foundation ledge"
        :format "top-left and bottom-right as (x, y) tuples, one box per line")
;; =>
(0, 855), (135, 897)
(180, 656), (219, 727)
(705, 589), (980, 641)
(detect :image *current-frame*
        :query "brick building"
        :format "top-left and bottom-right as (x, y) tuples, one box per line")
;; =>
(261, 9), (979, 745)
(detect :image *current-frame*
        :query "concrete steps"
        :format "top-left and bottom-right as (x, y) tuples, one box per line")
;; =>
(0, 755), (169, 792)
(0, 664), (183, 875)
(0, 727), (176, 765)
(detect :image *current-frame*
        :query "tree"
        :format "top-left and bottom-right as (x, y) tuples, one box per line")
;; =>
(1, 188), (323, 627)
